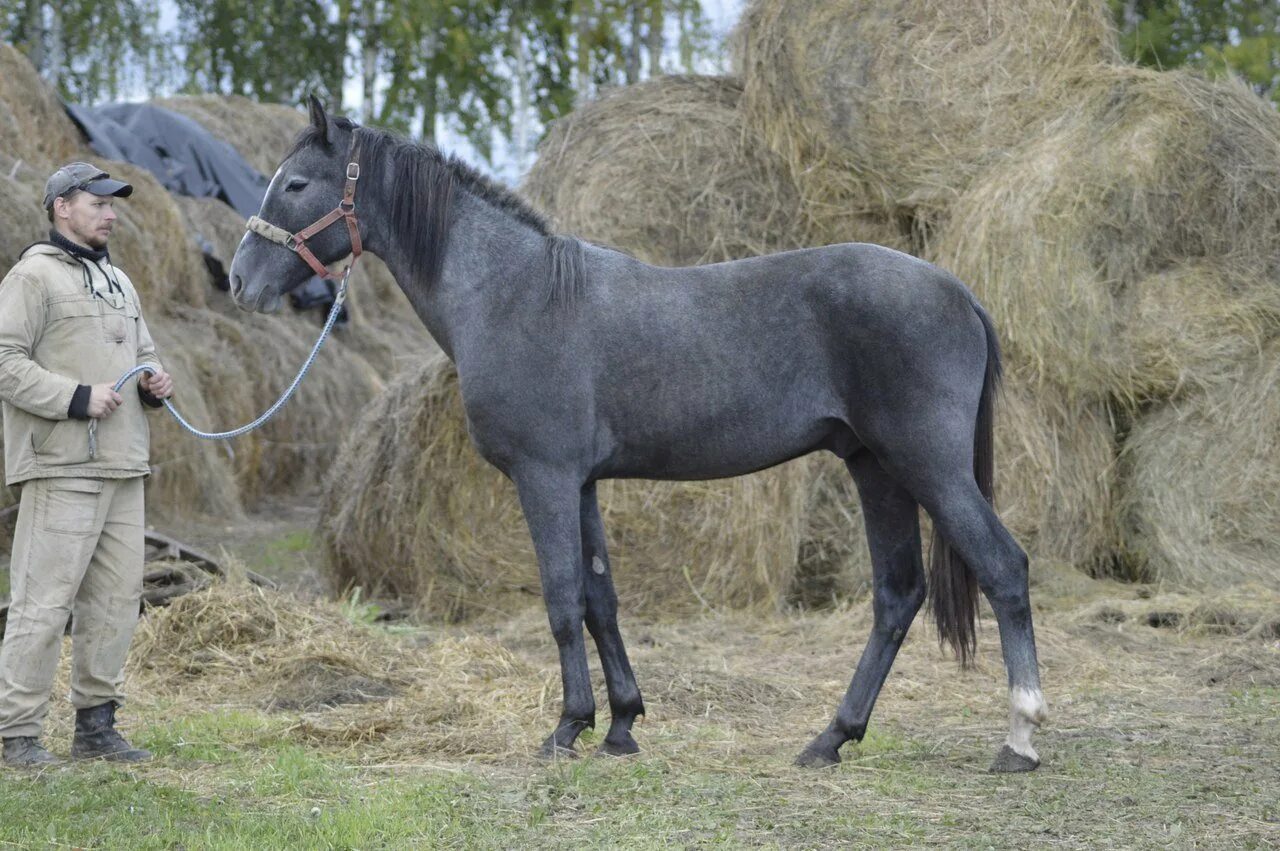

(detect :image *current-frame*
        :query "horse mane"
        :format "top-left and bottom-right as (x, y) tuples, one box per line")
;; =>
(287, 119), (586, 303)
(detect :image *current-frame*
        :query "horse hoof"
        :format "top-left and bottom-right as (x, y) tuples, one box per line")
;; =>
(794, 745), (840, 768)
(538, 742), (579, 761)
(596, 736), (640, 757)
(989, 744), (1040, 773)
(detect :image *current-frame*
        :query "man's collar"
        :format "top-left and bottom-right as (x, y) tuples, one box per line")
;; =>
(48, 229), (108, 263)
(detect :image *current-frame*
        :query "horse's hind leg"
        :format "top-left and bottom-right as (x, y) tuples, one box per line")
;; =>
(797, 450), (926, 767)
(580, 482), (645, 756)
(513, 467), (596, 757)
(921, 477), (1047, 772)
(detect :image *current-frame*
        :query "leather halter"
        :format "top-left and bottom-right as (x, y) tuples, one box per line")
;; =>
(245, 138), (363, 280)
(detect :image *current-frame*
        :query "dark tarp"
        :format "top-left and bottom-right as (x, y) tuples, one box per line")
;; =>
(66, 103), (269, 218)
(64, 102), (346, 323)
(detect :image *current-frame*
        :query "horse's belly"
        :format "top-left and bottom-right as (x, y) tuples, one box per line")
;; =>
(600, 417), (839, 481)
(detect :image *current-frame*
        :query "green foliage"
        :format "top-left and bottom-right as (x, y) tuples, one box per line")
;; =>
(0, 0), (167, 102)
(1111, 0), (1280, 103)
(0, 0), (713, 167)
(174, 0), (346, 105)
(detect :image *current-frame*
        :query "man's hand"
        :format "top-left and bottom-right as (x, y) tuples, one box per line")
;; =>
(88, 384), (124, 418)
(139, 369), (174, 400)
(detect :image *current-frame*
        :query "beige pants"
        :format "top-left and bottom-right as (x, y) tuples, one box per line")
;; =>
(0, 476), (144, 738)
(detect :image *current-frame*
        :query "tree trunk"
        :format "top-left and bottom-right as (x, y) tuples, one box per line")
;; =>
(361, 0), (378, 124)
(513, 31), (532, 173)
(333, 0), (354, 112)
(45, 1), (63, 89)
(647, 0), (664, 78)
(574, 0), (592, 103)
(678, 4), (693, 72)
(23, 0), (45, 73)
(420, 74), (438, 143)
(626, 3), (642, 84)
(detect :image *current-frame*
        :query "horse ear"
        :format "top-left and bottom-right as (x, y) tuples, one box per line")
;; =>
(307, 94), (334, 145)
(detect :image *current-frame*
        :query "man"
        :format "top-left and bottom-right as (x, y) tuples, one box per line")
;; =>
(0, 162), (175, 766)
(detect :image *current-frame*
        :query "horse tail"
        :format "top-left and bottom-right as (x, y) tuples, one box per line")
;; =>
(928, 298), (1001, 667)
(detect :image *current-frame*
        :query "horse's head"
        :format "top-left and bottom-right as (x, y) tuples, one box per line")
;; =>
(229, 96), (362, 312)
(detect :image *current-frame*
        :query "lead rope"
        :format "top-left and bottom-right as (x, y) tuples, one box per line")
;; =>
(87, 267), (350, 459)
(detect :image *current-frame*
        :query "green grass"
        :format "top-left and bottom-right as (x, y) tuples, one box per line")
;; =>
(253, 530), (316, 579)
(2, 697), (1277, 850)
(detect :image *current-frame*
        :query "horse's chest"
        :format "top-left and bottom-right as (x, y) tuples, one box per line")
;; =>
(460, 376), (591, 471)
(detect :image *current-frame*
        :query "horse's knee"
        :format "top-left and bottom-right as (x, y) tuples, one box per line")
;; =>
(548, 607), (585, 648)
(872, 576), (925, 632)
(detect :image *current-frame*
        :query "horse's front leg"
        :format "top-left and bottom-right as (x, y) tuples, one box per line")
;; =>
(514, 466), (595, 757)
(580, 482), (644, 756)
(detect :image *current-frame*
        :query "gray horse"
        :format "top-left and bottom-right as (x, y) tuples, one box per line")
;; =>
(228, 98), (1047, 772)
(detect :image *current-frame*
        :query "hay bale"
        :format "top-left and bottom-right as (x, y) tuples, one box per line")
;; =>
(131, 575), (554, 760)
(95, 162), (211, 309)
(0, 161), (52, 274)
(0, 45), (87, 169)
(524, 75), (907, 262)
(155, 95), (306, 176)
(792, 371), (1118, 606)
(320, 355), (811, 621)
(736, 0), (1118, 226)
(1120, 342), (1280, 591)
(143, 317), (244, 523)
(152, 300), (386, 506)
(931, 66), (1280, 404)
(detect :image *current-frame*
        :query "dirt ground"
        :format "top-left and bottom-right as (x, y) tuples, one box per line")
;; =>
(3, 500), (1278, 848)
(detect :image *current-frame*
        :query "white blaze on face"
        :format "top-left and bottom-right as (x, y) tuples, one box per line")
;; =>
(266, 165), (286, 197)
(1005, 686), (1048, 762)
(239, 166), (286, 256)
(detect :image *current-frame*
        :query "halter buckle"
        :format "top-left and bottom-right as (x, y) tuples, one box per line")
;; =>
(346, 162), (360, 181)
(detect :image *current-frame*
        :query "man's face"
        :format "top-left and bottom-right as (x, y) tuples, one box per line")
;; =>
(53, 190), (118, 249)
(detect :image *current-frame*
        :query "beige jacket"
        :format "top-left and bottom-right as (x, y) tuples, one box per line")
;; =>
(0, 243), (163, 485)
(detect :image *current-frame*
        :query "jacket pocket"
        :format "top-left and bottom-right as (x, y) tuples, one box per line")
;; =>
(31, 417), (90, 466)
(38, 478), (104, 535)
(30, 418), (56, 453)
(104, 298), (136, 344)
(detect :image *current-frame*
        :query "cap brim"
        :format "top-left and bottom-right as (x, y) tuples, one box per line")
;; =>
(84, 178), (133, 198)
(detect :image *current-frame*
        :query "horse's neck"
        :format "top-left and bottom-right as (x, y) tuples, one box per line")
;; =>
(373, 190), (546, 360)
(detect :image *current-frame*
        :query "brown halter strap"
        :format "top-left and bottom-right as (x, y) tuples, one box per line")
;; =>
(245, 137), (363, 280)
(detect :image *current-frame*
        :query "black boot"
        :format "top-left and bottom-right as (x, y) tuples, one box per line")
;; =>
(2, 736), (61, 767)
(71, 702), (151, 763)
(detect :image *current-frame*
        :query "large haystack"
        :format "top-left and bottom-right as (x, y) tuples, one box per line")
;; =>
(319, 355), (811, 621)
(96, 163), (211, 308)
(0, 160), (51, 273)
(1119, 343), (1280, 591)
(931, 66), (1280, 405)
(524, 75), (906, 261)
(156, 95), (307, 176)
(793, 371), (1118, 606)
(144, 318), (244, 523)
(0, 45), (87, 169)
(736, 0), (1118, 231)
(154, 301), (387, 506)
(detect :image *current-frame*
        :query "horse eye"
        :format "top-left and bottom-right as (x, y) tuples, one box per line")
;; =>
(284, 178), (309, 193)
